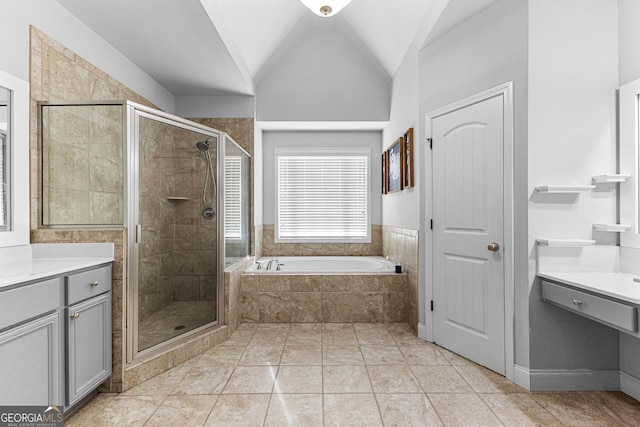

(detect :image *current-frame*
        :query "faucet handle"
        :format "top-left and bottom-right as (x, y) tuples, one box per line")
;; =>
(276, 263), (285, 271)
(255, 261), (262, 270)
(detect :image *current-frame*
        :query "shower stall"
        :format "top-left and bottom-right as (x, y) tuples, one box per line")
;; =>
(40, 101), (251, 362)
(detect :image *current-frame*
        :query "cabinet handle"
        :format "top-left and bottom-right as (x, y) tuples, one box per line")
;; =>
(572, 299), (582, 305)
(71, 312), (80, 319)
(90, 281), (99, 287)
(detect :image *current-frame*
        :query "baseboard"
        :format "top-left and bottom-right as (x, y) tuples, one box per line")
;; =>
(529, 369), (620, 391)
(512, 364), (530, 390)
(620, 371), (640, 401)
(418, 323), (428, 341)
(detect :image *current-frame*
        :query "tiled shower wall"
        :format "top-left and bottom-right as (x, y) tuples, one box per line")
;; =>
(137, 120), (218, 320)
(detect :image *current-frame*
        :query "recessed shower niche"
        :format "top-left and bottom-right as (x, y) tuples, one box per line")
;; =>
(40, 101), (251, 362)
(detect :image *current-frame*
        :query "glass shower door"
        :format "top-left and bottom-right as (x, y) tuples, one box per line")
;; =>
(133, 111), (220, 353)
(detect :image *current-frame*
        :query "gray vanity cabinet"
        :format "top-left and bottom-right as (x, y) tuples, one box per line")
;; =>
(0, 263), (112, 408)
(65, 265), (112, 407)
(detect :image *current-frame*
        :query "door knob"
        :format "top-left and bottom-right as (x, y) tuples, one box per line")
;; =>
(487, 242), (500, 252)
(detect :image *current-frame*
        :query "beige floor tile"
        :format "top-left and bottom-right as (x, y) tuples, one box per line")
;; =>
(239, 345), (284, 366)
(322, 323), (359, 345)
(323, 345), (365, 365)
(580, 391), (640, 426)
(265, 394), (323, 427)
(195, 345), (246, 367)
(64, 393), (117, 427)
(281, 344), (322, 365)
(411, 366), (473, 393)
(428, 393), (503, 426)
(324, 365), (373, 393)
(480, 393), (563, 426)
(367, 365), (422, 393)
(286, 325), (322, 345)
(454, 365), (525, 393)
(400, 345), (450, 366)
(437, 347), (477, 366)
(361, 345), (406, 365)
(144, 395), (218, 427)
(204, 394), (271, 427)
(121, 367), (190, 396)
(171, 366), (234, 395)
(532, 392), (624, 426)
(258, 323), (291, 330)
(222, 366), (277, 394)
(89, 395), (165, 427)
(274, 365), (323, 393)
(390, 330), (428, 346)
(250, 328), (289, 346)
(376, 393), (443, 426)
(324, 393), (383, 426)
(354, 327), (396, 346)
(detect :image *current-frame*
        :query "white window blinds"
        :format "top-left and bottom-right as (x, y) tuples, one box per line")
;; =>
(224, 156), (242, 240)
(276, 150), (370, 242)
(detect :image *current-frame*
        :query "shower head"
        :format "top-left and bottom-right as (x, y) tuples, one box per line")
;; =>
(196, 139), (211, 151)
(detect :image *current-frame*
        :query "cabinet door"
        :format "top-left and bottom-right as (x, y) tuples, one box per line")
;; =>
(0, 311), (64, 405)
(67, 292), (111, 406)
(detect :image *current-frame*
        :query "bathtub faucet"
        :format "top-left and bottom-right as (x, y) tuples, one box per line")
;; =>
(266, 258), (279, 270)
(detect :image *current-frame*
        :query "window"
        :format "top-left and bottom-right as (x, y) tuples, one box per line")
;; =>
(276, 148), (370, 242)
(224, 155), (242, 240)
(0, 90), (9, 232)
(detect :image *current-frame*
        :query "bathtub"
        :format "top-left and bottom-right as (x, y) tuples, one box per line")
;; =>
(246, 256), (394, 274)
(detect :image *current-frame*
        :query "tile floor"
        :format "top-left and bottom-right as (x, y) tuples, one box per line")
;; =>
(67, 323), (640, 426)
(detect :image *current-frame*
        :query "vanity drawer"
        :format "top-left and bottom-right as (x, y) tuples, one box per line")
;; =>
(0, 278), (63, 330)
(66, 265), (112, 305)
(541, 280), (637, 332)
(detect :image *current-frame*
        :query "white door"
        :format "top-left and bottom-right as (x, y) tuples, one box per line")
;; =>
(432, 94), (505, 375)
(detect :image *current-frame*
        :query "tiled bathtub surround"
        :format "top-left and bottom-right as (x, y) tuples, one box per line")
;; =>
(383, 226), (419, 331)
(259, 224), (383, 257)
(240, 273), (407, 323)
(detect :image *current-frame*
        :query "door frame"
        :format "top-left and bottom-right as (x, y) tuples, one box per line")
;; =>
(424, 82), (514, 381)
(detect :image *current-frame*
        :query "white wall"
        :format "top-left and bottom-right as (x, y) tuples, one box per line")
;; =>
(261, 131), (382, 225)
(175, 95), (255, 118)
(256, 25), (390, 122)
(419, 0), (530, 367)
(527, 0), (620, 372)
(618, 0), (640, 86)
(0, 1), (174, 112)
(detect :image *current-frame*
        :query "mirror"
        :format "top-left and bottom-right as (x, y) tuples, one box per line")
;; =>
(620, 77), (640, 248)
(0, 69), (29, 248)
(0, 86), (9, 232)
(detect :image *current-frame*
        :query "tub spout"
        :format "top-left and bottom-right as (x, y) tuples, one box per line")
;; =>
(266, 258), (279, 270)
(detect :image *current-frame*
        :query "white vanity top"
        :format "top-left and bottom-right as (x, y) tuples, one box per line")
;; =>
(537, 271), (640, 305)
(0, 243), (114, 289)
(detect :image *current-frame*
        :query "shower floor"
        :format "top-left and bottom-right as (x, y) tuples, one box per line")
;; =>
(138, 301), (217, 351)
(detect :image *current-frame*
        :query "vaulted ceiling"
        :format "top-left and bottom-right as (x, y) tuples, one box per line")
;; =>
(55, 0), (496, 97)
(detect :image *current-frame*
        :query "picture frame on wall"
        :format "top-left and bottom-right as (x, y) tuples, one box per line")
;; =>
(381, 151), (388, 194)
(403, 128), (414, 188)
(386, 137), (404, 193)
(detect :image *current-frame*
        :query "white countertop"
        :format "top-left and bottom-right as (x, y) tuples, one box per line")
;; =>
(0, 243), (114, 289)
(538, 271), (640, 305)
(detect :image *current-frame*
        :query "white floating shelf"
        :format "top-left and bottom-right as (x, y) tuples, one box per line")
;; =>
(593, 224), (631, 232)
(535, 185), (595, 194)
(166, 197), (190, 201)
(593, 174), (631, 183)
(536, 239), (596, 247)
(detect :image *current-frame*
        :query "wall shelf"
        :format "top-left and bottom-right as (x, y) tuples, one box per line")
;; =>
(593, 224), (631, 232)
(536, 239), (596, 247)
(166, 197), (190, 201)
(592, 174), (630, 183)
(535, 185), (595, 194)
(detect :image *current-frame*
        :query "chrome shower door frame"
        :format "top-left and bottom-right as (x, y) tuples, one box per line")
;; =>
(126, 101), (224, 363)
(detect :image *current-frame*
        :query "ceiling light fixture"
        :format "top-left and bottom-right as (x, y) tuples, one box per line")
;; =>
(300, 0), (353, 17)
